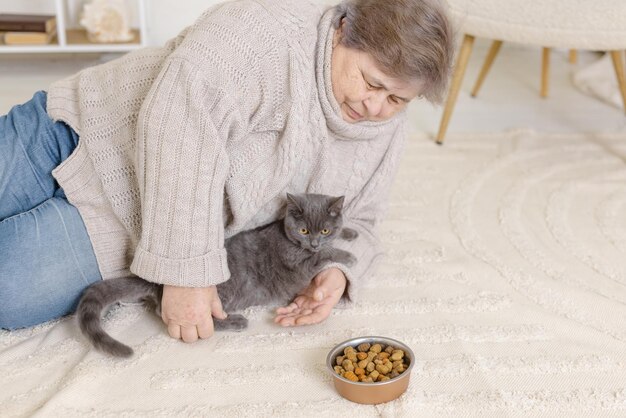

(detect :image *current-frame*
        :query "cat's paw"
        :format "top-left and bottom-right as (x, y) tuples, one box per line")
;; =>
(214, 314), (248, 331)
(340, 228), (359, 241)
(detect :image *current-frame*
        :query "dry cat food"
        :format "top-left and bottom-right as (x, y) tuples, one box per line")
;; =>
(333, 342), (408, 383)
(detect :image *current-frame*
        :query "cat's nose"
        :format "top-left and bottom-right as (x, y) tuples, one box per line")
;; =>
(311, 240), (319, 248)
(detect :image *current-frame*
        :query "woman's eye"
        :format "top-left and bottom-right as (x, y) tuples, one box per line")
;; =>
(321, 229), (331, 235)
(365, 80), (376, 90)
(389, 96), (400, 105)
(299, 228), (310, 235)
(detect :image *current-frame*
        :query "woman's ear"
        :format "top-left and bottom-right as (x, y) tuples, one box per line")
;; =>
(334, 17), (345, 47)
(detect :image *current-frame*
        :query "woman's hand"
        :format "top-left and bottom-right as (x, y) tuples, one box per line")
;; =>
(274, 267), (347, 326)
(161, 285), (227, 343)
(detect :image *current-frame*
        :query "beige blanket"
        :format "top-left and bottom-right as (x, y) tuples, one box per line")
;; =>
(2, 130), (626, 417)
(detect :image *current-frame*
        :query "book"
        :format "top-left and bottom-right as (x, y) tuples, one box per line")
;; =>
(0, 14), (56, 33)
(3, 30), (56, 45)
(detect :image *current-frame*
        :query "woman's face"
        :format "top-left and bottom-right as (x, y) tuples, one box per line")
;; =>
(331, 29), (423, 123)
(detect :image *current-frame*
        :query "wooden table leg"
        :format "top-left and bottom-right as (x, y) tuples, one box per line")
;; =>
(541, 47), (550, 98)
(610, 50), (626, 114)
(471, 40), (503, 97)
(436, 34), (475, 145)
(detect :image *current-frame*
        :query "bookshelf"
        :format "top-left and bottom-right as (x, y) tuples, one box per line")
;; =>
(0, 0), (148, 54)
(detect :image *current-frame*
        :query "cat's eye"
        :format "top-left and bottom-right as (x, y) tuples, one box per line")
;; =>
(321, 229), (331, 235)
(299, 228), (310, 235)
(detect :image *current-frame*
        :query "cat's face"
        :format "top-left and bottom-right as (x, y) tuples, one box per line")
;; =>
(283, 193), (345, 252)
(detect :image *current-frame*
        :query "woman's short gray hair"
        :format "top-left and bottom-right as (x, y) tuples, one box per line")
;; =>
(333, 0), (454, 104)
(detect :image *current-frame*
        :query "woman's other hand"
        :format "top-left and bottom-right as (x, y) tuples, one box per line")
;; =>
(274, 267), (347, 326)
(161, 285), (227, 342)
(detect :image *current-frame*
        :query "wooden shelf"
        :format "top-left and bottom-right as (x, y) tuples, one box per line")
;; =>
(0, 0), (147, 54)
(0, 29), (143, 53)
(66, 28), (141, 45)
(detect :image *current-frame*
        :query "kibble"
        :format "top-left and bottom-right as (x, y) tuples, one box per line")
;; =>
(370, 344), (382, 354)
(357, 343), (371, 352)
(334, 342), (409, 384)
(343, 371), (359, 382)
(376, 364), (390, 374)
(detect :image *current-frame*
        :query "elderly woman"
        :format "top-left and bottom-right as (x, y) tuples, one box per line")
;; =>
(0, 0), (453, 342)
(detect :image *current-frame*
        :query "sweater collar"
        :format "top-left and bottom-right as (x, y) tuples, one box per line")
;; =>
(316, 7), (404, 141)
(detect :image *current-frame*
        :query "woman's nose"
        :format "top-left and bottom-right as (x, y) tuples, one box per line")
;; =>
(364, 92), (384, 117)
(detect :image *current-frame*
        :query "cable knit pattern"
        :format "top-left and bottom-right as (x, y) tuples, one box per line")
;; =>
(47, 0), (405, 292)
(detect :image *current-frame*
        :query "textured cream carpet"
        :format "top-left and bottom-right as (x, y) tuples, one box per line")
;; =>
(2, 130), (626, 417)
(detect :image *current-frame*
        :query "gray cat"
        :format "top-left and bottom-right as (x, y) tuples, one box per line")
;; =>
(77, 193), (358, 357)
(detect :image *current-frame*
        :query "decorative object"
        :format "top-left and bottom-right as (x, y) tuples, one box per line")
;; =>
(79, 0), (134, 43)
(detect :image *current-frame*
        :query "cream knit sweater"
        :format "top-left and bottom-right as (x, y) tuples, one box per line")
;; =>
(47, 0), (406, 300)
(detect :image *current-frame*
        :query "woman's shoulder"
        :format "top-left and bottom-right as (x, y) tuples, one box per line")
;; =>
(254, 0), (325, 25)
(179, 0), (326, 74)
(223, 0), (324, 20)
(195, 0), (324, 41)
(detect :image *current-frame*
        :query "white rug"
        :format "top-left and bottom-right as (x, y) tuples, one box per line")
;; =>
(2, 130), (626, 417)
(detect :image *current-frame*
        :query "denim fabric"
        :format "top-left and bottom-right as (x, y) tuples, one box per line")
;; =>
(0, 91), (102, 329)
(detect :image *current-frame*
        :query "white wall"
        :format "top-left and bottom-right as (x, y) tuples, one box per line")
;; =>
(0, 0), (336, 47)
(147, 0), (336, 46)
(147, 0), (223, 45)
(0, 0), (57, 15)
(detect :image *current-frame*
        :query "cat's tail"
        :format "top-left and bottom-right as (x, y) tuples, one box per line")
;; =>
(77, 277), (161, 358)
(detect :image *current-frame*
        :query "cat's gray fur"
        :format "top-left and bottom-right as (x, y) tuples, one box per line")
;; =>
(77, 193), (358, 357)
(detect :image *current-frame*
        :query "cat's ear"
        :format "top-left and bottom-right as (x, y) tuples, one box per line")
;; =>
(328, 196), (345, 217)
(286, 193), (304, 212)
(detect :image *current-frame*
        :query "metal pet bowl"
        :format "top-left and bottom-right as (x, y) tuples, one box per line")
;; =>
(326, 336), (414, 404)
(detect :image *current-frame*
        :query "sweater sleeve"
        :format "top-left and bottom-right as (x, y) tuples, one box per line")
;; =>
(316, 130), (406, 303)
(130, 57), (234, 287)
(128, 0), (301, 287)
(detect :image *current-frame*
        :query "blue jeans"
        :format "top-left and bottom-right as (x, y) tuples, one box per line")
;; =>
(0, 91), (102, 329)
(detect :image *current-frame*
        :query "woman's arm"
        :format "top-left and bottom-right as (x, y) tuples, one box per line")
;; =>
(128, 0), (295, 340)
(130, 57), (232, 287)
(130, 56), (242, 341)
(276, 127), (407, 325)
